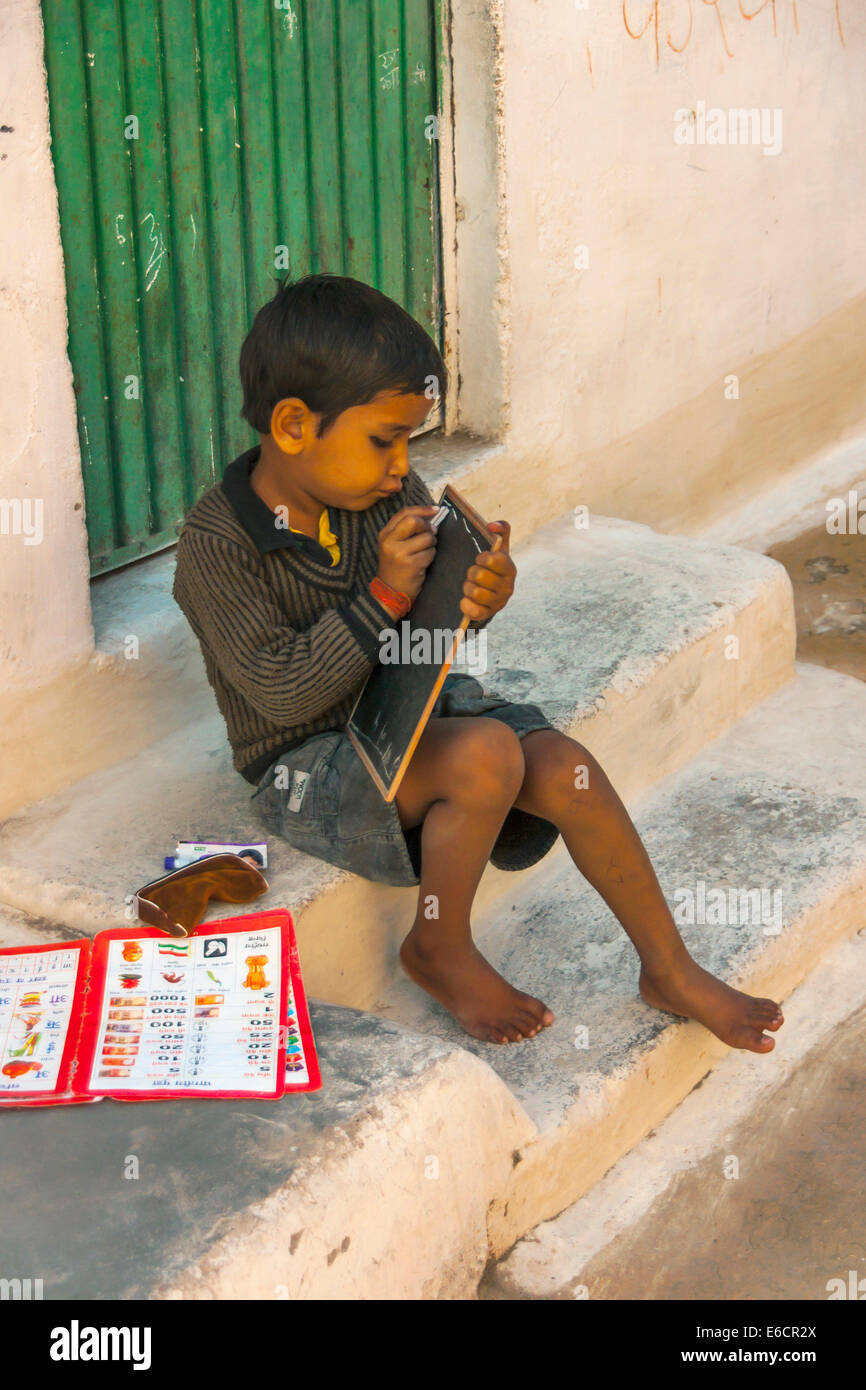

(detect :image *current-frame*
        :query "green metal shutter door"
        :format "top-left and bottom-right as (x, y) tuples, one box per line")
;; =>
(41, 0), (445, 575)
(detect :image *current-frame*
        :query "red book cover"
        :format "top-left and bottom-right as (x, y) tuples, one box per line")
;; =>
(0, 909), (320, 1106)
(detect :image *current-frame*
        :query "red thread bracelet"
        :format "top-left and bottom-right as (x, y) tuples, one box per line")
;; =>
(369, 576), (412, 619)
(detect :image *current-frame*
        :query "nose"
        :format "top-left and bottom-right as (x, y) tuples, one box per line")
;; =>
(390, 441), (410, 480)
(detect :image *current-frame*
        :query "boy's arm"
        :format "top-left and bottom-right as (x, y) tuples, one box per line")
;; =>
(402, 466), (493, 632)
(173, 530), (397, 726)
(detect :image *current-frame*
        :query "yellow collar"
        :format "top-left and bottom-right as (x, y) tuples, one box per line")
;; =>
(289, 509), (340, 566)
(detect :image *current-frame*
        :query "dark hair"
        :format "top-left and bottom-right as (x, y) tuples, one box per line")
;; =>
(239, 273), (447, 436)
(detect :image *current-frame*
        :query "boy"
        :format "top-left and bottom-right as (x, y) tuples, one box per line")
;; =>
(174, 274), (784, 1052)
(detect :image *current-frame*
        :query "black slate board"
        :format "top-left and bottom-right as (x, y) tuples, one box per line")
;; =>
(347, 484), (498, 800)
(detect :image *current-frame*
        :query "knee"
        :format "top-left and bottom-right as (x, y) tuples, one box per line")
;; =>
(565, 739), (604, 795)
(524, 732), (602, 810)
(451, 718), (525, 804)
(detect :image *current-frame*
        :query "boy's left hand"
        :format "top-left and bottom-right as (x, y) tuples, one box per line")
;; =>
(459, 520), (516, 623)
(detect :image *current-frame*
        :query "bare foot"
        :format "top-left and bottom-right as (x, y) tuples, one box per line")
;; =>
(400, 928), (554, 1044)
(639, 959), (784, 1053)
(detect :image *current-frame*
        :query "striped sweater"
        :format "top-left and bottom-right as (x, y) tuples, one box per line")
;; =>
(172, 447), (481, 784)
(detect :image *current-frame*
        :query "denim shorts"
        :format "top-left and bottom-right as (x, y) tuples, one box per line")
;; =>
(250, 672), (561, 888)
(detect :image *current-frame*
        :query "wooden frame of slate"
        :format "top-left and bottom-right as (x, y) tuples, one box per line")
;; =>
(347, 484), (502, 801)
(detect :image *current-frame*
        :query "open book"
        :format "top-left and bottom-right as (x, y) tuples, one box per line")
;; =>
(0, 908), (320, 1106)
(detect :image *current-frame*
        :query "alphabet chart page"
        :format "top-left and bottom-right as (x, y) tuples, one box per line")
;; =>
(83, 921), (288, 1100)
(0, 943), (88, 1099)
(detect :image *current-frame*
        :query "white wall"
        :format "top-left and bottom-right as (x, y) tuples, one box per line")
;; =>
(488, 0), (866, 516)
(0, 0), (94, 694)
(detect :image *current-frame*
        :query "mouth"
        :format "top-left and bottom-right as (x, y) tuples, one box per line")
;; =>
(379, 484), (402, 495)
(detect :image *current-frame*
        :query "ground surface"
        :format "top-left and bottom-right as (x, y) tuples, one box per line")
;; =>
(769, 520), (866, 682)
(482, 1002), (866, 1300)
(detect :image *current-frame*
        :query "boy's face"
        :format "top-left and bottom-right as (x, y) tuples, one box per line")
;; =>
(269, 389), (434, 510)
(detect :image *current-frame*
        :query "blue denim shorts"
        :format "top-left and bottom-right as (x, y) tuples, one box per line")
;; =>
(250, 673), (560, 888)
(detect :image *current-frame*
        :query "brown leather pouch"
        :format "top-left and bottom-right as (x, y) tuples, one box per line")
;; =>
(132, 853), (269, 937)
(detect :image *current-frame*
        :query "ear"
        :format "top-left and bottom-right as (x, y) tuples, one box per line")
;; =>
(270, 397), (315, 454)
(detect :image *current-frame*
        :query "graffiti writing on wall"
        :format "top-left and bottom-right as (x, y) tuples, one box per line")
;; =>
(621, 0), (846, 66)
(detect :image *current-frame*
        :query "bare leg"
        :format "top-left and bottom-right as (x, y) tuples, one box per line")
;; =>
(395, 716), (554, 1044)
(511, 729), (785, 1054)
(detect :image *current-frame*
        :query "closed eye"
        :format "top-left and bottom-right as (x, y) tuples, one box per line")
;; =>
(370, 436), (392, 449)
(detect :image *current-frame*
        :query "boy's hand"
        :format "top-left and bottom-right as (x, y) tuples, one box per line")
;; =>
(376, 506), (439, 600)
(460, 521), (515, 623)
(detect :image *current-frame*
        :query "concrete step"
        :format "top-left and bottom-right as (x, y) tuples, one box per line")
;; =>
(481, 927), (866, 1300)
(0, 510), (794, 1010)
(0, 999), (533, 1300)
(692, 431), (866, 553)
(0, 901), (82, 950)
(371, 662), (866, 1258)
(4, 661), (863, 1300)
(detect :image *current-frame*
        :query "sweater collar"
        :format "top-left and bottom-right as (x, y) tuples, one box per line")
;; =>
(221, 444), (340, 564)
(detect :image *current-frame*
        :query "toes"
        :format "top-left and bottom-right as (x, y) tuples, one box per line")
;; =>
(515, 1008), (542, 1037)
(759, 996), (783, 1017)
(511, 1005), (555, 1041)
(481, 1009), (549, 1045)
(753, 1000), (784, 1029)
(741, 1027), (776, 1053)
(519, 994), (555, 1026)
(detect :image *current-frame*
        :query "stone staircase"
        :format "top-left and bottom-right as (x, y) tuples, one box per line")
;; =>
(2, 473), (865, 1299)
